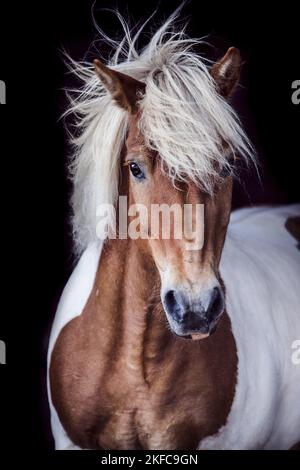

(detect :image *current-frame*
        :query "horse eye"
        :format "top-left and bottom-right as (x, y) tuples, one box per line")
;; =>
(220, 156), (235, 178)
(129, 162), (145, 180)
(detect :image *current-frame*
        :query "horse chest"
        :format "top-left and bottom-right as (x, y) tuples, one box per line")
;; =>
(51, 314), (236, 450)
(88, 363), (208, 450)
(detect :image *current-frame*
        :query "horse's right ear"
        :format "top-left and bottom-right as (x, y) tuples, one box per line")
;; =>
(94, 59), (145, 114)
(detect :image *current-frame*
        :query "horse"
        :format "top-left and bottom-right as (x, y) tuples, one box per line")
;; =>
(47, 13), (300, 450)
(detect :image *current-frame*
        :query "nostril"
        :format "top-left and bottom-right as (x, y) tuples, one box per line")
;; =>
(164, 290), (185, 322)
(207, 287), (224, 320)
(164, 290), (177, 314)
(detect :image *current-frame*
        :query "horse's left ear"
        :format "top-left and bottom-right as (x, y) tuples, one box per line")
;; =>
(210, 47), (242, 98)
(94, 59), (145, 114)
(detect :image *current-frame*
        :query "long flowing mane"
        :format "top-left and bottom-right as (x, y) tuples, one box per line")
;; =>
(65, 10), (255, 254)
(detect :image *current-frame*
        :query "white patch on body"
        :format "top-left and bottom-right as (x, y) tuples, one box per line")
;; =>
(199, 204), (300, 450)
(47, 241), (102, 450)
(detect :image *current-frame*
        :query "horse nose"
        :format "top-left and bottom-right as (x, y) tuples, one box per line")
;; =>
(163, 286), (224, 335)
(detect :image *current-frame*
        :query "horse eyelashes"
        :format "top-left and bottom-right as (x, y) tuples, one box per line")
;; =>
(220, 158), (235, 178)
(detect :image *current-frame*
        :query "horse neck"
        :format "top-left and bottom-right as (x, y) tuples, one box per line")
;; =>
(90, 235), (172, 369)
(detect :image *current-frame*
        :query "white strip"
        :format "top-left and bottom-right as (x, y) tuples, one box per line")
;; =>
(47, 241), (102, 450)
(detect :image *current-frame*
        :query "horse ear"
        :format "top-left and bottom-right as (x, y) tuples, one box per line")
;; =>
(210, 47), (242, 98)
(94, 59), (145, 114)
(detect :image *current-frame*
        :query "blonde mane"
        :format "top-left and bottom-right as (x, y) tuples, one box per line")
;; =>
(65, 10), (255, 254)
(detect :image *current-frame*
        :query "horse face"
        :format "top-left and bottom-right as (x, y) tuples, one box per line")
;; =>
(125, 115), (233, 339)
(94, 46), (241, 339)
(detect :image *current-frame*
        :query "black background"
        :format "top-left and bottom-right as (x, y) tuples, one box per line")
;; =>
(0, 0), (299, 462)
